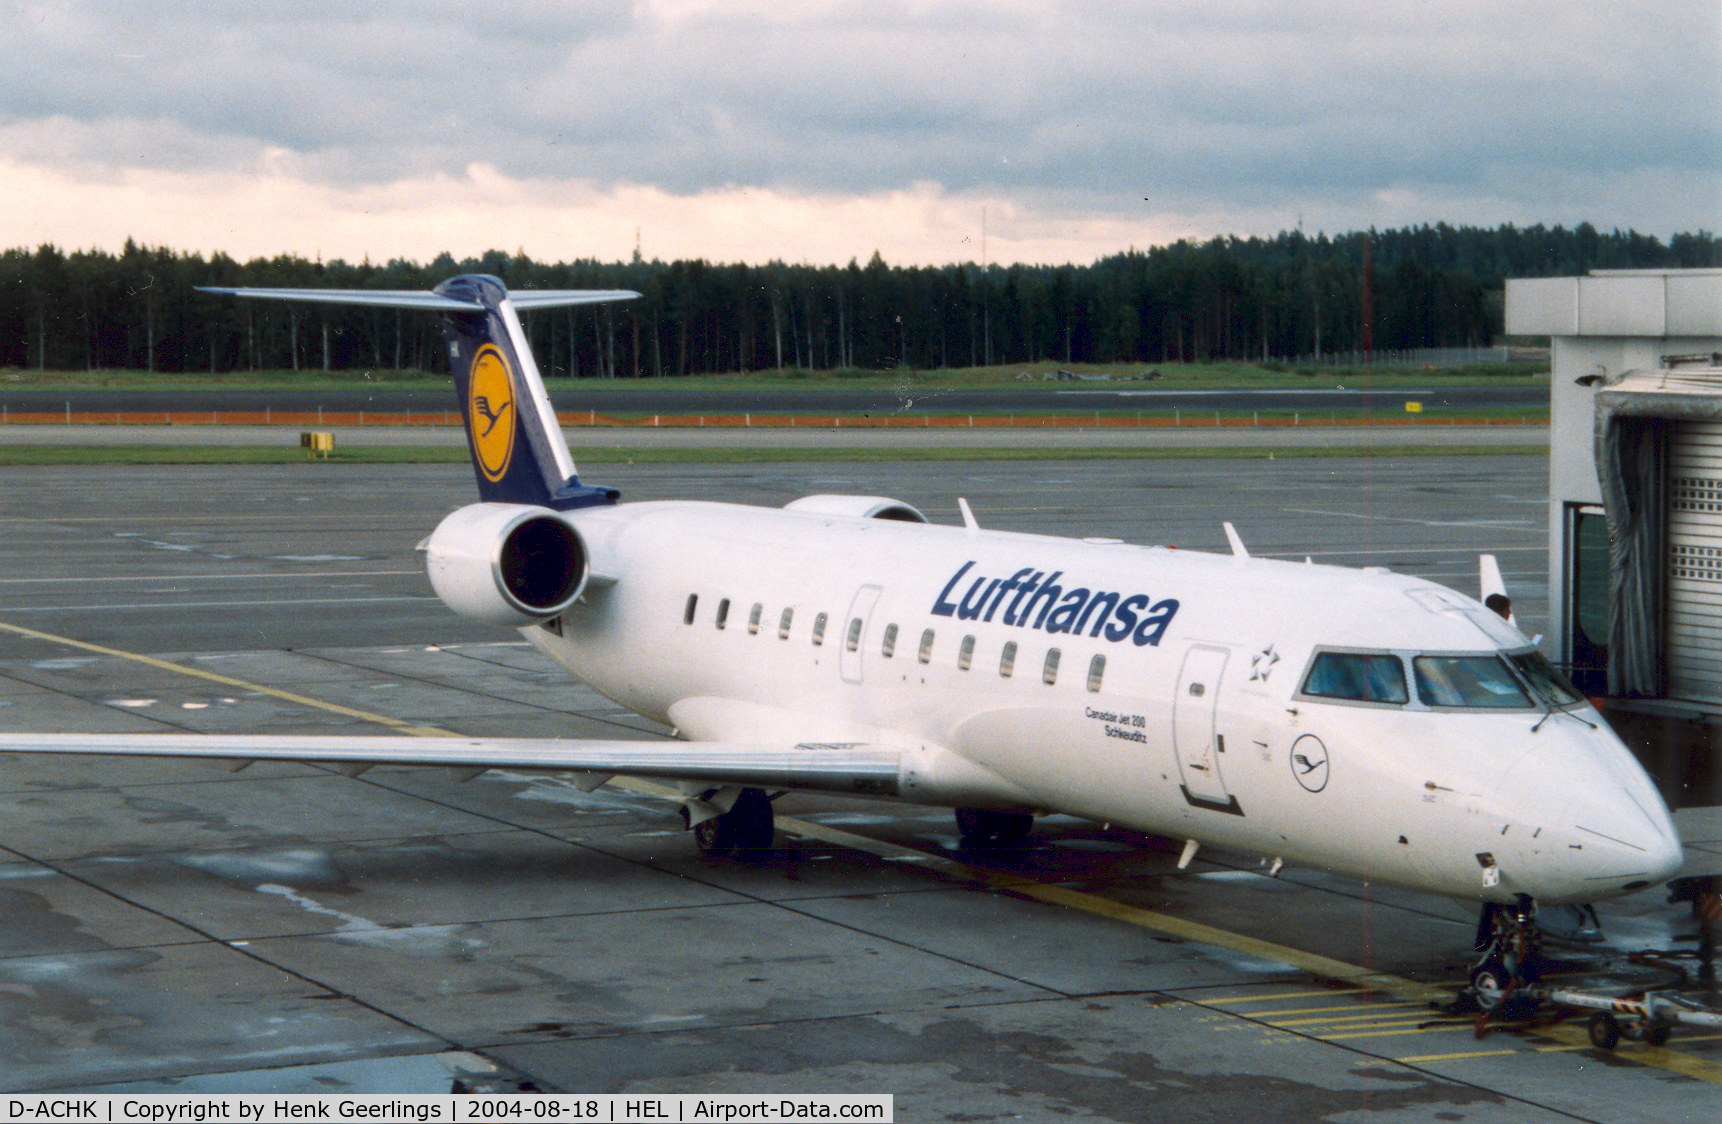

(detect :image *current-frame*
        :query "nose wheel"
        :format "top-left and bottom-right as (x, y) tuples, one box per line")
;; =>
(1468, 895), (1545, 1012)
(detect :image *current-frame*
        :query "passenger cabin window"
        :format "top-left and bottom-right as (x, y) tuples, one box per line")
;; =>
(999, 641), (1017, 678)
(683, 594), (698, 625)
(1413, 655), (1530, 708)
(845, 616), (864, 652)
(918, 629), (935, 664)
(812, 612), (828, 646)
(778, 607), (794, 639)
(958, 635), (975, 671)
(1086, 654), (1106, 693)
(881, 623), (898, 658)
(1301, 652), (1407, 704)
(715, 598), (730, 630)
(1042, 648), (1061, 685)
(748, 603), (763, 635)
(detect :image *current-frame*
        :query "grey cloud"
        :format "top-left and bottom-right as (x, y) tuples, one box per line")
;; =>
(2, 1), (1716, 236)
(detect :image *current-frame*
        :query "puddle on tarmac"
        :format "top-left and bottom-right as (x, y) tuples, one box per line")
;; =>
(70, 1051), (527, 1093)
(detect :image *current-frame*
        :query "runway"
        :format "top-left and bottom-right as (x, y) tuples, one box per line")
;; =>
(1, 459), (1718, 1116)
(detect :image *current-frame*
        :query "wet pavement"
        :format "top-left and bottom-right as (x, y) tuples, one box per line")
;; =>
(0, 459), (1718, 1119)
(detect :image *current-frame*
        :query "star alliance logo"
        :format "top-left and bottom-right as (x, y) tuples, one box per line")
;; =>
(1250, 644), (1279, 681)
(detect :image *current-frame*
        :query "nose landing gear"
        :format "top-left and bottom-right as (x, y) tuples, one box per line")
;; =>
(1468, 895), (1545, 1012)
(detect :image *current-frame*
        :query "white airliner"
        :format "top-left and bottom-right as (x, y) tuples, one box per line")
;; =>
(0, 276), (1684, 1005)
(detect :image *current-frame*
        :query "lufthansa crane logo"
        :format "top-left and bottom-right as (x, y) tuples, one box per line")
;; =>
(1289, 734), (1330, 793)
(468, 343), (516, 482)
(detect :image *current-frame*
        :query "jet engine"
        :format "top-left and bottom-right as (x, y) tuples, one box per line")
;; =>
(421, 503), (589, 627)
(782, 494), (928, 522)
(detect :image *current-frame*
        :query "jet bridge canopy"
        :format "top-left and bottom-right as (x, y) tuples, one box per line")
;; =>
(1507, 269), (1722, 805)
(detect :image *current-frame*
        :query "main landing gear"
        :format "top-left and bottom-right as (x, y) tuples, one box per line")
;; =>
(1468, 894), (1545, 1012)
(683, 787), (775, 858)
(955, 807), (1035, 847)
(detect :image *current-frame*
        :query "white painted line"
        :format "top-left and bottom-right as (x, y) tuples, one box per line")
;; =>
(0, 596), (427, 613)
(1257, 547), (1545, 557)
(0, 571), (419, 585)
(1285, 508), (1543, 531)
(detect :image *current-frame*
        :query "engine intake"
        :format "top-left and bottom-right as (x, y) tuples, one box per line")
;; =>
(422, 503), (589, 627)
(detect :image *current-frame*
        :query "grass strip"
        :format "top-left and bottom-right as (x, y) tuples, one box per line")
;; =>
(0, 444), (1547, 467)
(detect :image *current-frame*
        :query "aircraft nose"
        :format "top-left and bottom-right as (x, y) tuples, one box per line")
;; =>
(1498, 725), (1685, 902)
(1563, 790), (1685, 897)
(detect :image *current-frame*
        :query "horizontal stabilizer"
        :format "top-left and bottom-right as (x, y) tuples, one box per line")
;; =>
(0, 733), (903, 797)
(196, 287), (641, 311)
(509, 290), (643, 309)
(196, 287), (484, 311)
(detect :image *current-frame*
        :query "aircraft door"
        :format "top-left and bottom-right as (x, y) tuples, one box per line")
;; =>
(839, 584), (883, 685)
(1173, 645), (1239, 813)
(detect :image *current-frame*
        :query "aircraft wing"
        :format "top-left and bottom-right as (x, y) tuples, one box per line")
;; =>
(0, 733), (901, 796)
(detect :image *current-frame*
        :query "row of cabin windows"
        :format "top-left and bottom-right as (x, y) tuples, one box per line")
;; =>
(682, 593), (1106, 692)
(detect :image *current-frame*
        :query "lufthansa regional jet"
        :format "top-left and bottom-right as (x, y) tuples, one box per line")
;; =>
(0, 276), (1685, 1007)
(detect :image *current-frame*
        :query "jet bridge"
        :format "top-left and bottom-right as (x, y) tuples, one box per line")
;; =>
(1508, 269), (1722, 807)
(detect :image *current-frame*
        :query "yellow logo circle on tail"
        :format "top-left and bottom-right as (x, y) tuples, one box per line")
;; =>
(468, 344), (516, 482)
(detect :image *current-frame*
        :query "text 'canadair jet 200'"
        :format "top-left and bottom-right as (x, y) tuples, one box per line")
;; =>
(0, 275), (1684, 1005)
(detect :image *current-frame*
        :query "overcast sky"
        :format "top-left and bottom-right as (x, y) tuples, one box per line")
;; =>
(2, 1), (1717, 267)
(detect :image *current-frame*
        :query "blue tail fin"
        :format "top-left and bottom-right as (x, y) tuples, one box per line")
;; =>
(198, 275), (639, 511)
(435, 275), (626, 510)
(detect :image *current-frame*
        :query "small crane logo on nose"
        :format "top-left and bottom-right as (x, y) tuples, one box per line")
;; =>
(1290, 734), (1329, 793)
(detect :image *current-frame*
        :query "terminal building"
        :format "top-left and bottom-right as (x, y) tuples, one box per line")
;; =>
(1507, 269), (1722, 806)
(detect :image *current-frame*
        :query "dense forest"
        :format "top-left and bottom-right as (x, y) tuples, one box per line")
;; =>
(1, 224), (1715, 377)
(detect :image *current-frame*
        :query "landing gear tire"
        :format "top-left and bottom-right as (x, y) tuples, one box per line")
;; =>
(692, 787), (775, 858)
(1588, 1013), (1621, 1050)
(955, 808), (1034, 847)
(1468, 894), (1544, 1011)
(1469, 963), (1514, 1013)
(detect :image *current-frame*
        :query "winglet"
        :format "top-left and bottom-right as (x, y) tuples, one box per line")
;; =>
(1479, 554), (1516, 628)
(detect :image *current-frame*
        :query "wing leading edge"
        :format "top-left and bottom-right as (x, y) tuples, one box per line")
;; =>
(0, 733), (902, 797)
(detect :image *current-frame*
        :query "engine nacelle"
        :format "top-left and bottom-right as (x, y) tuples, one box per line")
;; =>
(782, 494), (928, 523)
(422, 503), (589, 627)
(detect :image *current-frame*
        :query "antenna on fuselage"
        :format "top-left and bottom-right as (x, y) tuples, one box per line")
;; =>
(1223, 522), (1249, 559)
(958, 498), (980, 532)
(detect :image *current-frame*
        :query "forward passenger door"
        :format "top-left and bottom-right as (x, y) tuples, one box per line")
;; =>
(1174, 645), (1240, 813)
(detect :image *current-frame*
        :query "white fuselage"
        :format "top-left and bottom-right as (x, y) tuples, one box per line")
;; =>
(524, 500), (1682, 907)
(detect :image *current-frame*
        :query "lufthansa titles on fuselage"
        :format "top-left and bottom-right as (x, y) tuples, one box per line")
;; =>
(931, 561), (1179, 646)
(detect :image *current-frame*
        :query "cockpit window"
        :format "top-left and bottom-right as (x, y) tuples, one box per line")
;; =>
(1509, 650), (1585, 708)
(1413, 655), (1531, 708)
(1301, 652), (1408, 704)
